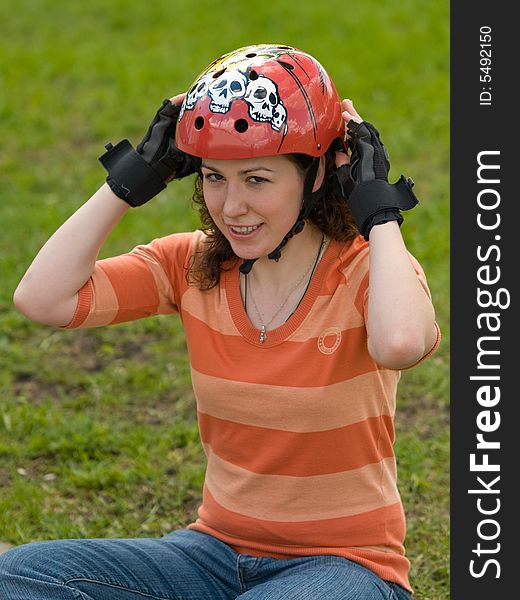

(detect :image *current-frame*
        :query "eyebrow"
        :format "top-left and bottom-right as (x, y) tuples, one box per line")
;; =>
(201, 163), (275, 175)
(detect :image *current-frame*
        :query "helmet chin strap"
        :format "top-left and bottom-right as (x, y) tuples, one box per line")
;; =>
(239, 158), (321, 275)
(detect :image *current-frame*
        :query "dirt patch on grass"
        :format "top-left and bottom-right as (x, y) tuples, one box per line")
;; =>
(396, 394), (449, 440)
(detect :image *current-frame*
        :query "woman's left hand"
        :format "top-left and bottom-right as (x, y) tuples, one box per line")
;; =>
(334, 99), (364, 170)
(337, 103), (437, 369)
(334, 97), (420, 242)
(341, 98), (364, 125)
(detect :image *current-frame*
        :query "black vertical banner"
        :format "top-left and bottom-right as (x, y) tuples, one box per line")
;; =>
(451, 3), (515, 598)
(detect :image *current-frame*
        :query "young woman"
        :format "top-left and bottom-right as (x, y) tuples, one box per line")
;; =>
(1, 44), (439, 599)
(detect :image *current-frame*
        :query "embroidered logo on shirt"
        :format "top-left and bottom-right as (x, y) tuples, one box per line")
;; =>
(317, 327), (342, 355)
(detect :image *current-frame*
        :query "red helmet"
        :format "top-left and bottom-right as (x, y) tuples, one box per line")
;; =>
(175, 44), (345, 160)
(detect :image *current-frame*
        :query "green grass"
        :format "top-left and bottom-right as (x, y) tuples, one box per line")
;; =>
(0, 1), (449, 598)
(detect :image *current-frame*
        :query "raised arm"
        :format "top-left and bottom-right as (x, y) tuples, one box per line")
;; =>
(365, 220), (438, 369)
(338, 99), (438, 369)
(14, 94), (199, 327)
(14, 185), (129, 327)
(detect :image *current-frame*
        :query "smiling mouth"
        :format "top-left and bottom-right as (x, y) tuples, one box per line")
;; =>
(229, 224), (262, 234)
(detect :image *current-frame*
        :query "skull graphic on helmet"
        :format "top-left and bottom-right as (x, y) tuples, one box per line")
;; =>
(207, 69), (248, 114)
(184, 73), (213, 111)
(183, 66), (286, 132)
(175, 44), (344, 159)
(243, 74), (282, 124)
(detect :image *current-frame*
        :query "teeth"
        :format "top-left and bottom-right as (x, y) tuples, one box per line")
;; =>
(231, 225), (260, 234)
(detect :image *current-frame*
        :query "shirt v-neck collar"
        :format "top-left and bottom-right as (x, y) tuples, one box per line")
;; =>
(223, 240), (340, 348)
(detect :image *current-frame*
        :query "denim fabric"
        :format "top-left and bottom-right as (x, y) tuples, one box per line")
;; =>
(0, 529), (412, 600)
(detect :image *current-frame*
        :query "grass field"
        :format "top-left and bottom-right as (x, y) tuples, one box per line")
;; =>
(0, 1), (449, 598)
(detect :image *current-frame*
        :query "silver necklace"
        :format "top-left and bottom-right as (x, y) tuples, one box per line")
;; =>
(244, 234), (326, 343)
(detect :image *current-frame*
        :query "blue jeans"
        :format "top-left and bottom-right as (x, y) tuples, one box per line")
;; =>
(0, 529), (411, 599)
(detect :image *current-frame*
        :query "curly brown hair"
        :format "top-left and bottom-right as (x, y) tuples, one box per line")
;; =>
(187, 146), (359, 289)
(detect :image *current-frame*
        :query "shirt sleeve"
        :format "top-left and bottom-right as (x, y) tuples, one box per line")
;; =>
(61, 231), (198, 329)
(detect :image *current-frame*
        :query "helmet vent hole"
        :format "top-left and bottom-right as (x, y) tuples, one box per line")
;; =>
(277, 45), (292, 49)
(249, 70), (259, 80)
(246, 52), (257, 58)
(212, 68), (226, 79)
(277, 60), (294, 70)
(234, 119), (249, 133)
(195, 116), (205, 130)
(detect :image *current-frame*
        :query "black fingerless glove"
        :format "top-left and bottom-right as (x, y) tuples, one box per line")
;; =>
(99, 100), (201, 207)
(335, 120), (419, 240)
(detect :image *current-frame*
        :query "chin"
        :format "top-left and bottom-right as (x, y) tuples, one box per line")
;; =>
(231, 246), (265, 260)
(226, 238), (268, 260)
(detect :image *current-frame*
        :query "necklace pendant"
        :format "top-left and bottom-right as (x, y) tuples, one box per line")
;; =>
(259, 325), (267, 344)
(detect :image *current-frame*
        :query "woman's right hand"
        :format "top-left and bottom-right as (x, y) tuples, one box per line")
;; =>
(169, 93), (186, 105)
(98, 94), (200, 207)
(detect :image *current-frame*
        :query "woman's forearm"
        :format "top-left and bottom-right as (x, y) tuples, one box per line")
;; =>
(14, 183), (130, 326)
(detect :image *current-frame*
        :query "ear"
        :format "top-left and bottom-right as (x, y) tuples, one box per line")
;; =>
(312, 155), (326, 192)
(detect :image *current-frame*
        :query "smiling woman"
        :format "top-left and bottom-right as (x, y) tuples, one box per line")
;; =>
(190, 147), (358, 291)
(201, 156), (314, 259)
(4, 43), (439, 600)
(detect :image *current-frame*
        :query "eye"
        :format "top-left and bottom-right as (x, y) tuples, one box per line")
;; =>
(203, 172), (224, 183)
(247, 175), (267, 184)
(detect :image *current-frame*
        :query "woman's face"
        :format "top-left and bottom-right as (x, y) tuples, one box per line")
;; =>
(201, 155), (305, 259)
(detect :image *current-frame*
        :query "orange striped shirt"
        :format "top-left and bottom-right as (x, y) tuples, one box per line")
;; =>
(64, 230), (440, 592)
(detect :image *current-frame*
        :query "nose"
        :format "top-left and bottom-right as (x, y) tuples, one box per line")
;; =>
(222, 182), (248, 218)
